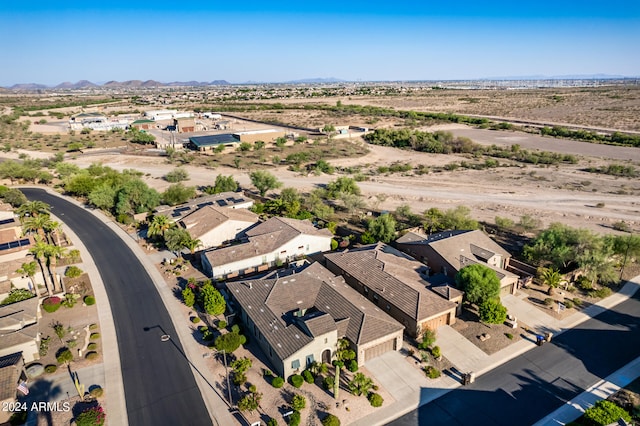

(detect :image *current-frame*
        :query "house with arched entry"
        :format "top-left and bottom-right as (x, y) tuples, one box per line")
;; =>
(226, 262), (404, 379)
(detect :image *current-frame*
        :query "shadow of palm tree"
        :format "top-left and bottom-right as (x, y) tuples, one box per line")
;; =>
(19, 378), (63, 426)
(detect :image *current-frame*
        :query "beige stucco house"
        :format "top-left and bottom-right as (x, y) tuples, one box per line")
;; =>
(325, 243), (458, 338)
(396, 229), (521, 296)
(227, 262), (404, 379)
(202, 217), (332, 280)
(0, 297), (41, 363)
(178, 205), (259, 250)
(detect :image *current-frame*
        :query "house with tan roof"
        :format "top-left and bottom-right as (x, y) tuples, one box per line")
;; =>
(227, 262), (404, 379)
(0, 297), (40, 362)
(395, 229), (521, 295)
(201, 217), (332, 280)
(154, 192), (254, 222)
(0, 352), (27, 424)
(324, 243), (458, 337)
(178, 205), (259, 250)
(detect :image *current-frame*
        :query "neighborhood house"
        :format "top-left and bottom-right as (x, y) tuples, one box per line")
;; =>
(227, 262), (404, 379)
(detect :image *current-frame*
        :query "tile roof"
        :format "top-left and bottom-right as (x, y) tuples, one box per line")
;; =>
(227, 262), (403, 360)
(0, 297), (39, 333)
(155, 192), (253, 221)
(179, 205), (258, 240)
(325, 243), (457, 322)
(0, 352), (22, 401)
(204, 217), (332, 267)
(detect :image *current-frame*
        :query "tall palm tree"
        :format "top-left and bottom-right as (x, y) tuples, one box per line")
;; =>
(43, 219), (63, 246)
(147, 214), (173, 239)
(23, 214), (53, 240)
(29, 237), (53, 296)
(17, 200), (50, 220)
(45, 244), (66, 293)
(16, 261), (40, 297)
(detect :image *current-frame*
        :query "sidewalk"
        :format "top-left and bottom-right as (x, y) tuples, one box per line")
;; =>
(354, 278), (640, 426)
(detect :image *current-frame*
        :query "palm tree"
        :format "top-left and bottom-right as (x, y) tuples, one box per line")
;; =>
(16, 261), (40, 297)
(183, 236), (202, 255)
(23, 214), (53, 239)
(147, 215), (173, 239)
(45, 244), (66, 293)
(17, 200), (50, 220)
(43, 220), (63, 246)
(29, 237), (53, 296)
(540, 267), (562, 295)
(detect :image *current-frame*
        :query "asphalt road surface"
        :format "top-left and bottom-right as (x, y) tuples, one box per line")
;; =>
(22, 189), (212, 426)
(389, 289), (640, 426)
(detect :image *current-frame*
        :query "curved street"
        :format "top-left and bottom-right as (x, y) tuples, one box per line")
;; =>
(388, 287), (640, 425)
(22, 188), (212, 426)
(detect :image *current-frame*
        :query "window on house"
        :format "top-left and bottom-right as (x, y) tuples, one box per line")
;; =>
(291, 359), (300, 370)
(324, 338), (328, 344)
(306, 354), (314, 366)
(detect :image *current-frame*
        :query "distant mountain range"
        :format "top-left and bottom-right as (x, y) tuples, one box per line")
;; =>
(4, 80), (231, 90)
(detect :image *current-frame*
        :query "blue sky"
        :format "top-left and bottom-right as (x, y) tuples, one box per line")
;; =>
(1, 1), (639, 85)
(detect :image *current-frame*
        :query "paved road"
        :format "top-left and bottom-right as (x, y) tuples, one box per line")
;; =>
(389, 289), (640, 426)
(22, 189), (212, 426)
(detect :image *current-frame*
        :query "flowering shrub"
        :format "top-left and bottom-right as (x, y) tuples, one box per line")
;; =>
(75, 405), (106, 426)
(42, 297), (62, 313)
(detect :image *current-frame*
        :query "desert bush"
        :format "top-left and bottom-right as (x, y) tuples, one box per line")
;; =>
(424, 366), (441, 379)
(90, 332), (100, 340)
(75, 406), (106, 426)
(87, 343), (97, 351)
(572, 298), (583, 306)
(322, 414), (341, 426)
(191, 316), (200, 324)
(217, 320), (227, 329)
(271, 376), (284, 388)
(85, 351), (99, 360)
(290, 374), (304, 388)
(42, 296), (62, 313)
(90, 387), (104, 398)
(431, 346), (441, 358)
(479, 298), (507, 323)
(505, 333), (514, 340)
(56, 348), (73, 364)
(84, 296), (96, 306)
(346, 359), (359, 373)
(418, 328), (436, 350)
(577, 276), (593, 291)
(302, 370), (314, 383)
(89, 323), (98, 330)
(267, 418), (278, 426)
(289, 411), (301, 426)
(590, 287), (612, 299)
(45, 364), (57, 374)
(232, 372), (246, 386)
(1, 288), (35, 305)
(291, 394), (306, 411)
(368, 392), (384, 407)
(563, 299), (574, 309)
(65, 266), (83, 278)
(544, 298), (554, 306)
(583, 400), (631, 425)
(323, 376), (335, 391)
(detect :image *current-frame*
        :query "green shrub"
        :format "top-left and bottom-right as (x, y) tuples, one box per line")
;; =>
(322, 414), (341, 426)
(42, 296), (62, 313)
(563, 299), (574, 309)
(75, 405), (105, 426)
(289, 411), (301, 426)
(89, 323), (99, 330)
(431, 346), (441, 358)
(577, 276), (593, 291)
(65, 266), (83, 278)
(0, 288), (35, 305)
(479, 298), (507, 323)
(231, 324), (241, 334)
(89, 387), (104, 398)
(291, 394), (306, 411)
(368, 392), (384, 407)
(84, 296), (96, 306)
(302, 370), (314, 383)
(90, 332), (100, 340)
(85, 351), (99, 360)
(290, 374), (304, 388)
(505, 333), (514, 340)
(267, 418), (278, 426)
(424, 366), (441, 379)
(191, 316), (201, 324)
(233, 372), (246, 386)
(323, 376), (335, 391)
(331, 239), (339, 250)
(56, 349), (73, 364)
(590, 287), (612, 298)
(583, 400), (631, 425)
(217, 320), (227, 329)
(45, 364), (57, 374)
(272, 377), (284, 388)
(544, 298), (554, 306)
(346, 359), (359, 373)
(572, 298), (583, 306)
